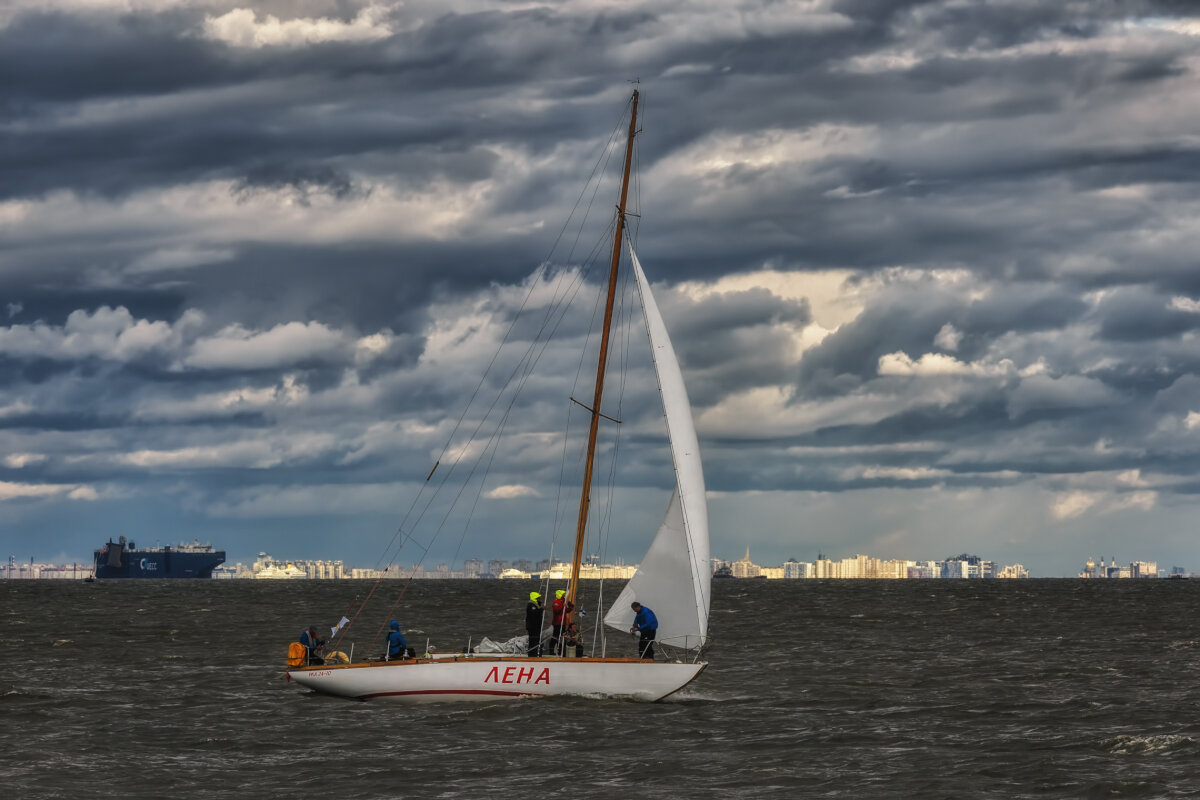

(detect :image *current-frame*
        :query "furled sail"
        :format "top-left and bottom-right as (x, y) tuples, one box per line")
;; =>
(604, 243), (711, 650)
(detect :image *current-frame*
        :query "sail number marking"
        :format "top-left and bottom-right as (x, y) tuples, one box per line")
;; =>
(484, 666), (550, 685)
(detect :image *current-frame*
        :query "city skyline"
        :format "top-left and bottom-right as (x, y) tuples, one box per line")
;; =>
(4, 3), (1200, 577)
(6, 546), (1183, 580)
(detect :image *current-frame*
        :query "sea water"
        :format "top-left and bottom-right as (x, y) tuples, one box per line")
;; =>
(4, 578), (1200, 798)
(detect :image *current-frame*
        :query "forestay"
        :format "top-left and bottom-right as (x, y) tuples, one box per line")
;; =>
(604, 243), (711, 650)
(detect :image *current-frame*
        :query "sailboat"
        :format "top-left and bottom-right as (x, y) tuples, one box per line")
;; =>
(286, 90), (711, 702)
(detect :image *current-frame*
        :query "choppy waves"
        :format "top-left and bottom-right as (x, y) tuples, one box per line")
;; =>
(5, 578), (1200, 798)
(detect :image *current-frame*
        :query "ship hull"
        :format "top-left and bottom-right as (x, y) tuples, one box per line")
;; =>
(286, 656), (705, 703)
(93, 547), (225, 579)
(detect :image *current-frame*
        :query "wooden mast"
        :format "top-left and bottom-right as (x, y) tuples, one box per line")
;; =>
(565, 90), (639, 615)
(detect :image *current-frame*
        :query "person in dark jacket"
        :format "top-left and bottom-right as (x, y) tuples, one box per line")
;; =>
(299, 625), (325, 666)
(385, 620), (412, 661)
(563, 620), (584, 658)
(629, 602), (658, 660)
(525, 591), (545, 657)
(549, 589), (574, 656)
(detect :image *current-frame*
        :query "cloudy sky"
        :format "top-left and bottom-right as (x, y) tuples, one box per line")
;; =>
(3, 0), (1200, 577)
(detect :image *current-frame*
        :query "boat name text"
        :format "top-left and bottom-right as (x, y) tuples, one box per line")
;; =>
(484, 666), (550, 685)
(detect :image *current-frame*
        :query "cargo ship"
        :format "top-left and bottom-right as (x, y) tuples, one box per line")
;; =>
(93, 536), (225, 579)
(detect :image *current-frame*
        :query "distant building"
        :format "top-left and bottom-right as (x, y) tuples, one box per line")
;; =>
(941, 560), (969, 579)
(730, 548), (761, 578)
(1078, 557), (1159, 579)
(814, 557), (840, 579)
(782, 559), (806, 579)
(1131, 561), (1157, 579)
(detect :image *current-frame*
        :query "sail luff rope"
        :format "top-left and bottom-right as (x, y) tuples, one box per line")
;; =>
(626, 233), (712, 646)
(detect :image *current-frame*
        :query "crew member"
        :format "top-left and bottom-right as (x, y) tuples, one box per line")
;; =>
(385, 620), (412, 661)
(525, 591), (545, 657)
(549, 589), (574, 656)
(563, 620), (584, 658)
(299, 625), (325, 666)
(629, 602), (658, 660)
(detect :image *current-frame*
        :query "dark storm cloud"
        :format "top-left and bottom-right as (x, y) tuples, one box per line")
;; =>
(1094, 287), (1200, 342)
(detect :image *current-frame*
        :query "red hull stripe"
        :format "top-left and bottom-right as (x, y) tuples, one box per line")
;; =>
(359, 689), (532, 699)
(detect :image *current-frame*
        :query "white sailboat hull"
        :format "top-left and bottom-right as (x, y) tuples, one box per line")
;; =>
(287, 657), (706, 703)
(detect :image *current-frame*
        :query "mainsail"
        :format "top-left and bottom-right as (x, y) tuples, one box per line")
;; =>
(604, 242), (711, 650)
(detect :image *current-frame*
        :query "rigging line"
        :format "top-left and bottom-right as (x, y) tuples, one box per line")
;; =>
(440, 328), (557, 577)
(556, 242), (612, 550)
(592, 251), (635, 578)
(368, 522), (446, 655)
(575, 252), (631, 651)
(547, 256), (617, 578)
(595, 220), (637, 646)
(403, 240), (607, 588)
(547, 94), (631, 266)
(376, 135), (620, 574)
(547, 214), (620, 559)
(331, 532), (427, 653)
(336, 512), (438, 650)
(501, 235), (610, 534)
(445, 431), (502, 574)
(582, 203), (637, 649)
(369, 258), (556, 570)
(337, 97), (635, 643)
(568, 215), (622, 399)
(372, 571), (418, 658)
(423, 95), (629, 479)
(631, 134), (642, 246)
(588, 243), (636, 653)
(566, 120), (626, 265)
(387, 144), (628, 644)
(377, 104), (633, 628)
(381, 259), (590, 572)
(588, 280), (627, 656)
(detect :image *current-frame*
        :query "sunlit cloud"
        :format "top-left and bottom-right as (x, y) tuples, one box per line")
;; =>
(485, 484), (541, 499)
(202, 6), (393, 48)
(0, 481), (98, 502)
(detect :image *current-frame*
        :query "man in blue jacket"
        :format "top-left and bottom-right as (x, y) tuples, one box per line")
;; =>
(299, 625), (325, 665)
(385, 620), (412, 661)
(629, 602), (658, 660)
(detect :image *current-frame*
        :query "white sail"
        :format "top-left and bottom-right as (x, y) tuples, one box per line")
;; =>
(604, 243), (711, 650)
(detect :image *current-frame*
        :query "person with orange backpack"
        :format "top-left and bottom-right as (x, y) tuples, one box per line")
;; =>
(286, 640), (307, 667)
